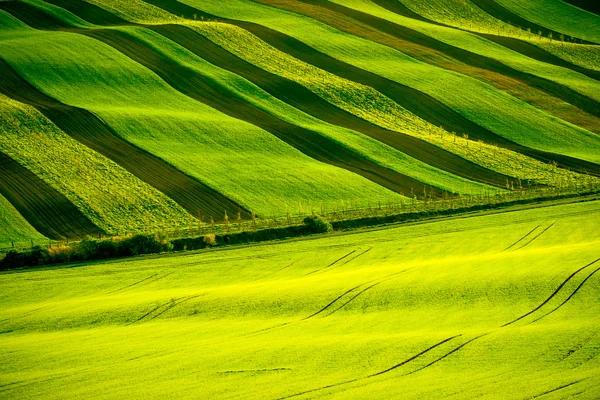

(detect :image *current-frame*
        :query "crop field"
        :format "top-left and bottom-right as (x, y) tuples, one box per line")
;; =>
(1, 199), (599, 399)
(0, 0), (599, 242)
(1, 1), (600, 397)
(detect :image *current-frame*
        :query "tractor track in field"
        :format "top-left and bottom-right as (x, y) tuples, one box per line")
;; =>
(303, 250), (357, 276)
(528, 263), (600, 324)
(502, 257), (600, 326)
(514, 220), (559, 250)
(502, 222), (543, 251)
(141, 0), (600, 176)
(371, 0), (600, 82)
(267, 0), (600, 118)
(529, 380), (583, 399)
(403, 334), (487, 376)
(339, 247), (372, 267)
(0, 149), (102, 240)
(273, 335), (462, 399)
(301, 283), (365, 320)
(0, 55), (248, 224)
(3, 1), (454, 199)
(127, 294), (204, 325)
(107, 271), (176, 294)
(107, 273), (159, 294)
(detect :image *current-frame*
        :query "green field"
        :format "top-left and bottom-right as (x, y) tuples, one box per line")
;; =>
(1, 199), (599, 398)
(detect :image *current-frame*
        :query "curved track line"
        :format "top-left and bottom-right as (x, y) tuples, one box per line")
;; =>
(529, 264), (600, 324)
(0, 59), (247, 223)
(404, 334), (486, 376)
(278, 0), (600, 118)
(301, 283), (364, 320)
(529, 380), (583, 399)
(339, 247), (372, 267)
(143, 0), (600, 176)
(303, 250), (357, 276)
(273, 335), (460, 400)
(3, 1), (446, 199)
(502, 223), (542, 251)
(0, 150), (102, 240)
(502, 257), (600, 326)
(515, 220), (558, 250)
(107, 273), (159, 294)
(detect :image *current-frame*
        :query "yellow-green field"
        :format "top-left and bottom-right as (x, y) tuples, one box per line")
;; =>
(1, 199), (599, 399)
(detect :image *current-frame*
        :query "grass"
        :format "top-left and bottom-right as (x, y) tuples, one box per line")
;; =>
(0, 94), (197, 235)
(1, 198), (598, 398)
(0, 193), (46, 249)
(535, 42), (600, 72)
(181, 0), (600, 164)
(0, 10), (406, 216)
(494, 0), (600, 44)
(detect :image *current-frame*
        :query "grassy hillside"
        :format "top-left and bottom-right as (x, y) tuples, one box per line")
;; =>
(0, 0), (598, 238)
(0, 193), (46, 249)
(0, 10), (409, 216)
(1, 199), (598, 398)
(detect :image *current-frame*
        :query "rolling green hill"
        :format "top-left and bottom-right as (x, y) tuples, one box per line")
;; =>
(1, 198), (599, 399)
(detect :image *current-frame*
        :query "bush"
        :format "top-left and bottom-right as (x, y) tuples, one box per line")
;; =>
(118, 234), (162, 257)
(303, 216), (333, 234)
(203, 233), (217, 247)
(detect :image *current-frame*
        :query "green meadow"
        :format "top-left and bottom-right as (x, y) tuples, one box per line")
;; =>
(0, 194), (45, 249)
(1, 199), (599, 399)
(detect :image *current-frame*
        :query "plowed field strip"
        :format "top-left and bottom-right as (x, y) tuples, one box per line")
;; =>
(265, 0), (600, 118)
(0, 54), (247, 222)
(0, 150), (101, 240)
(469, 0), (593, 44)
(3, 2), (442, 198)
(143, 0), (600, 176)
(371, 0), (600, 81)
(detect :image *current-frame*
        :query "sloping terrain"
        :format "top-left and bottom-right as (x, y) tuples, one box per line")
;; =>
(1, 198), (599, 399)
(0, 0), (599, 239)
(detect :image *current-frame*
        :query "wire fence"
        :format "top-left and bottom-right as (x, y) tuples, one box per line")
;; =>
(1, 182), (599, 255)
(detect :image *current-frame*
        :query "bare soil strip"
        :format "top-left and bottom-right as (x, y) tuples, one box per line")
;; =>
(2, 2), (449, 197)
(264, 0), (600, 118)
(143, 0), (600, 176)
(0, 151), (101, 240)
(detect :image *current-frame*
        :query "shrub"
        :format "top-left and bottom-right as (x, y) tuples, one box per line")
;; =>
(303, 216), (333, 234)
(118, 234), (162, 257)
(203, 233), (216, 247)
(48, 245), (72, 264)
